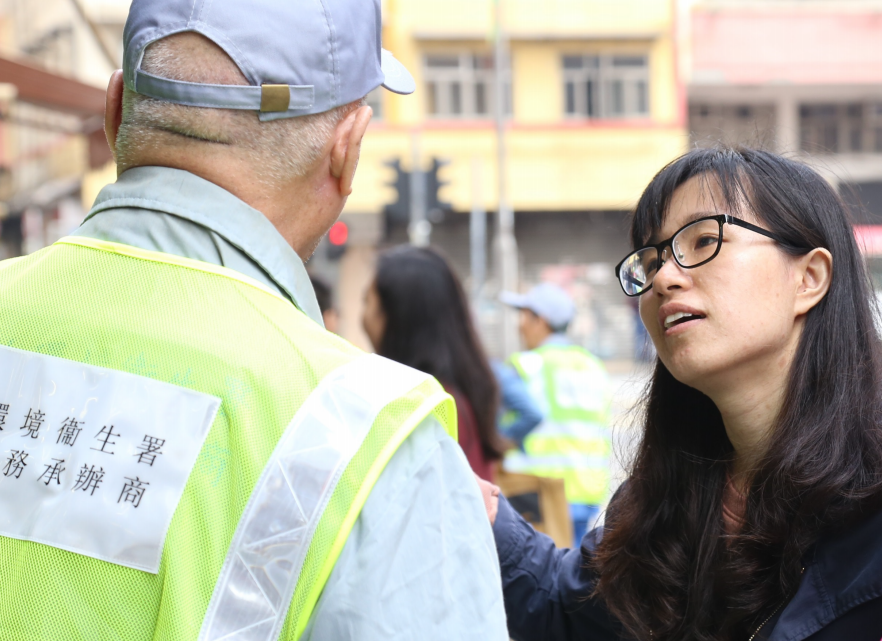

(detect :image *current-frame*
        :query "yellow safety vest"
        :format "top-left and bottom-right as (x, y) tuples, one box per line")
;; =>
(504, 344), (611, 505)
(0, 237), (455, 641)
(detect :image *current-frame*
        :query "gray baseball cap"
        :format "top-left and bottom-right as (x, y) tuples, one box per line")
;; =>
(501, 283), (576, 331)
(123, 0), (415, 122)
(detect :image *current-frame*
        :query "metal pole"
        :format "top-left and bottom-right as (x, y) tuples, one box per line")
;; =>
(470, 156), (487, 302)
(67, 0), (120, 69)
(494, 0), (519, 356)
(408, 130), (430, 247)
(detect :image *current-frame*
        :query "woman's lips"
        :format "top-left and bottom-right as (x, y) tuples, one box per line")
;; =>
(664, 311), (704, 329)
(657, 303), (707, 334)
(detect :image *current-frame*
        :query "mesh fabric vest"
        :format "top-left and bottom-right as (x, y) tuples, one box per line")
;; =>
(506, 344), (610, 505)
(0, 237), (455, 641)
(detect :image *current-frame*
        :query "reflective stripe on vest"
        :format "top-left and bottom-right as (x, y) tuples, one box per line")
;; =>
(200, 354), (430, 641)
(522, 418), (609, 445)
(504, 452), (610, 472)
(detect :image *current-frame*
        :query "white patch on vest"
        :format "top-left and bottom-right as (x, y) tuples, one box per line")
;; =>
(198, 354), (431, 641)
(525, 419), (609, 441)
(552, 369), (608, 412)
(0, 344), (220, 573)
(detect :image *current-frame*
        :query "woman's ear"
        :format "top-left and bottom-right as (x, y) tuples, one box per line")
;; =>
(794, 247), (833, 316)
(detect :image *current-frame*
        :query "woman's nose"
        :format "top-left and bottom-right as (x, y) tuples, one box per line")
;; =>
(653, 248), (690, 292)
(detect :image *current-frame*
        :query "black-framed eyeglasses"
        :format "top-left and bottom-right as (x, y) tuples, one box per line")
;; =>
(615, 214), (800, 297)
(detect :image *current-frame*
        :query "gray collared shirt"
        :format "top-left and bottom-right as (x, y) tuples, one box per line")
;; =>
(75, 166), (508, 641)
(76, 166), (322, 324)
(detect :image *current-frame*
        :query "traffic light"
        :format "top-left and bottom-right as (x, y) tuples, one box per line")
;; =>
(382, 156), (453, 234)
(426, 157), (452, 222)
(383, 158), (410, 226)
(326, 220), (348, 260)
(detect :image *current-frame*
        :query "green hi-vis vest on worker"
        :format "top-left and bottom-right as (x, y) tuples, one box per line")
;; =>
(0, 237), (456, 641)
(504, 344), (611, 505)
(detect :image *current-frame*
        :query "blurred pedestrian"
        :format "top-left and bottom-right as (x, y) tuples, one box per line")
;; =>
(309, 273), (340, 333)
(480, 147), (882, 641)
(492, 360), (544, 449)
(362, 245), (506, 481)
(501, 283), (612, 543)
(0, 1), (507, 638)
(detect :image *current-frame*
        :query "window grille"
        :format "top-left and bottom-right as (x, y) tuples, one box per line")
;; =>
(424, 54), (510, 119)
(800, 103), (882, 154)
(563, 54), (650, 119)
(688, 103), (777, 148)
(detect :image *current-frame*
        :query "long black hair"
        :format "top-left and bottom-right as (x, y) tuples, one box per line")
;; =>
(373, 245), (504, 460)
(594, 147), (882, 640)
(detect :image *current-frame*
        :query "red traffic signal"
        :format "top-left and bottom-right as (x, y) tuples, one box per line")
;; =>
(329, 221), (349, 246)
(327, 221), (349, 261)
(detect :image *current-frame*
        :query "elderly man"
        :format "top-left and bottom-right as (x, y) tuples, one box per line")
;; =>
(0, 1), (506, 639)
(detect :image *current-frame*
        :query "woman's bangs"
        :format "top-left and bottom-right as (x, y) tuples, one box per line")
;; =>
(630, 149), (754, 250)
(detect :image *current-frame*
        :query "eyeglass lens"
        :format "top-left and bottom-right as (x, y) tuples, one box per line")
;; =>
(618, 218), (722, 296)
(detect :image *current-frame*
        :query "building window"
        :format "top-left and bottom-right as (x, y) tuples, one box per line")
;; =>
(424, 54), (509, 118)
(563, 54), (650, 119)
(688, 103), (776, 148)
(800, 102), (882, 154)
(873, 103), (882, 153)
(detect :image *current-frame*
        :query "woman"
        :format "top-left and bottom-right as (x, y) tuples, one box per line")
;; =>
(480, 147), (882, 640)
(362, 245), (505, 480)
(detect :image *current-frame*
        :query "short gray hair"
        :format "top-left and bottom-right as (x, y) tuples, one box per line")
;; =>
(114, 32), (363, 185)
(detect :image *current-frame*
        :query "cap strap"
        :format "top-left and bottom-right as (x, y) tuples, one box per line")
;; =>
(132, 70), (314, 112)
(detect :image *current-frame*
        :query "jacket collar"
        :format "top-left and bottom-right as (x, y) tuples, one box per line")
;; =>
(83, 166), (322, 324)
(769, 505), (882, 640)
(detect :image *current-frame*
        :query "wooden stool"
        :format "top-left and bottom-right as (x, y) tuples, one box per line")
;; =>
(495, 469), (574, 548)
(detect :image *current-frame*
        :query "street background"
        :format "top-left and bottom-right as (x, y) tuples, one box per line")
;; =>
(1, 0), (882, 494)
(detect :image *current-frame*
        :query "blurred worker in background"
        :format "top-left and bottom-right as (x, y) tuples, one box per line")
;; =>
(501, 283), (612, 543)
(362, 246), (506, 481)
(309, 273), (340, 334)
(0, 0), (508, 639)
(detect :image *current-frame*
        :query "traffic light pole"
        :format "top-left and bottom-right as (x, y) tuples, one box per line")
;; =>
(408, 131), (431, 247)
(495, 0), (519, 357)
(470, 157), (487, 302)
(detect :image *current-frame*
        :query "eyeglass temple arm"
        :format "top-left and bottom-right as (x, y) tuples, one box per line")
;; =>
(725, 215), (799, 247)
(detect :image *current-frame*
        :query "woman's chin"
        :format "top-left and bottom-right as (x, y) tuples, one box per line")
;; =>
(661, 354), (719, 393)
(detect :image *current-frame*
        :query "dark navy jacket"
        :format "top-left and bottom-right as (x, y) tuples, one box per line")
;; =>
(494, 494), (882, 641)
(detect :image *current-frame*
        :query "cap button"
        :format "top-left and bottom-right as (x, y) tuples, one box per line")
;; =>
(260, 85), (290, 113)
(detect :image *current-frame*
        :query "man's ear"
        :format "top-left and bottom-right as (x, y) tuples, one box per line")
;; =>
(794, 247), (833, 316)
(329, 105), (373, 197)
(105, 70), (125, 155)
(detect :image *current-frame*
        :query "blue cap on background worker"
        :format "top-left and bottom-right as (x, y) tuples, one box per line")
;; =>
(501, 282), (576, 350)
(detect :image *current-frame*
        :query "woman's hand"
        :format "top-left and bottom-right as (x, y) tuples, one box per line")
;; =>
(475, 474), (501, 525)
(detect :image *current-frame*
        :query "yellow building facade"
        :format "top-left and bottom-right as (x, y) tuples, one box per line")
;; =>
(330, 0), (689, 356)
(346, 0), (688, 215)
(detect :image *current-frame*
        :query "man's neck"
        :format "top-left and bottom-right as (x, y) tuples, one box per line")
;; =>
(121, 151), (331, 260)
